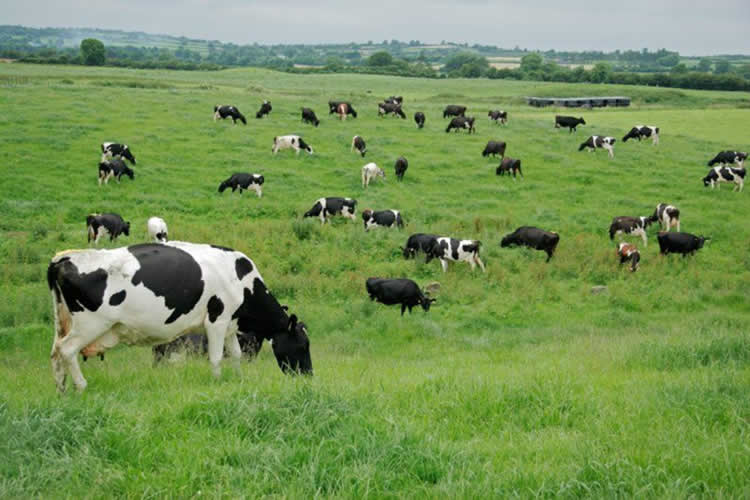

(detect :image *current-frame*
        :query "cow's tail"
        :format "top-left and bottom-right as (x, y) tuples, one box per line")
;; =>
(608, 224), (616, 240)
(47, 257), (72, 342)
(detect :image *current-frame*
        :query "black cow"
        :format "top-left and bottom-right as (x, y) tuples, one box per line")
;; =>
(256, 100), (272, 119)
(500, 226), (559, 262)
(555, 115), (586, 132)
(657, 232), (709, 256)
(213, 105), (246, 125)
(496, 157), (522, 178)
(303, 197), (357, 223)
(703, 166), (746, 191)
(98, 158), (134, 185)
(446, 116), (475, 133)
(218, 173), (264, 197)
(414, 111), (425, 129)
(86, 213), (130, 245)
(365, 278), (435, 316)
(482, 140), (506, 157)
(394, 156), (408, 181)
(378, 102), (406, 118)
(301, 107), (320, 127)
(488, 110), (508, 125)
(708, 151), (748, 168)
(101, 142), (136, 165)
(351, 135), (367, 157)
(401, 233), (438, 259)
(362, 209), (404, 231)
(443, 105), (466, 118)
(609, 216), (655, 246)
(622, 125), (660, 145)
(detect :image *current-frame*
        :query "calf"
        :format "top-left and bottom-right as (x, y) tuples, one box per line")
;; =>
(555, 115), (586, 133)
(703, 166), (745, 192)
(426, 237), (485, 272)
(98, 158), (134, 185)
(482, 140), (506, 158)
(218, 173), (264, 197)
(488, 110), (508, 125)
(446, 116), (475, 133)
(272, 135), (313, 155)
(101, 142), (136, 164)
(608, 216), (655, 246)
(362, 209), (403, 231)
(86, 213), (130, 245)
(622, 125), (659, 145)
(147, 216), (168, 242)
(256, 100), (272, 119)
(303, 197), (357, 224)
(708, 151), (747, 168)
(617, 242), (641, 272)
(394, 156), (408, 181)
(414, 111), (425, 129)
(378, 102), (406, 118)
(351, 135), (367, 157)
(657, 232), (709, 256)
(361, 163), (385, 188)
(443, 105), (466, 118)
(365, 278), (434, 316)
(213, 105), (246, 125)
(500, 226), (559, 262)
(496, 157), (522, 179)
(401, 233), (439, 259)
(653, 203), (680, 232)
(336, 102), (357, 120)
(579, 135), (616, 158)
(301, 107), (320, 127)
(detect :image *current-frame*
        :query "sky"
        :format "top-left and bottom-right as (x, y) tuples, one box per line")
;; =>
(2, 0), (748, 55)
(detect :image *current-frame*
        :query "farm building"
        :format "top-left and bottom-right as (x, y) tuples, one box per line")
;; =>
(526, 96), (631, 108)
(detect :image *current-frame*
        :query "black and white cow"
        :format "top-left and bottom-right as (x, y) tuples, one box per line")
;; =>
(336, 102), (357, 120)
(500, 226), (559, 262)
(555, 115), (586, 133)
(86, 213), (130, 245)
(579, 136), (616, 158)
(482, 140), (506, 158)
(147, 216), (168, 242)
(47, 241), (312, 392)
(394, 156), (408, 181)
(703, 166), (745, 192)
(708, 151), (747, 168)
(401, 233), (439, 259)
(496, 157), (522, 179)
(362, 209), (403, 231)
(608, 215), (655, 246)
(351, 135), (367, 157)
(414, 111), (425, 129)
(213, 105), (246, 125)
(256, 100), (272, 119)
(653, 203), (680, 232)
(443, 105), (466, 118)
(301, 107), (320, 127)
(101, 142), (136, 165)
(488, 110), (508, 125)
(303, 197), (357, 224)
(657, 232), (709, 256)
(361, 163), (385, 188)
(272, 135), (313, 155)
(617, 242), (641, 272)
(378, 102), (406, 118)
(385, 96), (403, 105)
(365, 278), (434, 316)
(446, 116), (475, 133)
(98, 158), (134, 185)
(426, 237), (485, 272)
(622, 125), (660, 145)
(218, 173), (265, 197)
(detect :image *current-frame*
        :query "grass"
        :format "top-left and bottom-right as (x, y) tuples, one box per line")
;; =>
(0, 63), (749, 497)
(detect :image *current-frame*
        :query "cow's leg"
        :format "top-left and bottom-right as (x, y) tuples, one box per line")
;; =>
(468, 258), (476, 271)
(675, 220), (680, 232)
(320, 212), (326, 224)
(738, 179), (744, 192)
(640, 230), (648, 247)
(50, 341), (66, 392)
(223, 332), (242, 373)
(253, 185), (262, 198)
(440, 259), (448, 273)
(205, 322), (230, 379)
(475, 255), (486, 272)
(54, 318), (112, 392)
(401, 304), (406, 316)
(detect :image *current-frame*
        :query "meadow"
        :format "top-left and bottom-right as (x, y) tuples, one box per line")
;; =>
(1, 63), (749, 497)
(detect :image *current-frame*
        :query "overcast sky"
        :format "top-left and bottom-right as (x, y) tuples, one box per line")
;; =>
(2, 0), (748, 55)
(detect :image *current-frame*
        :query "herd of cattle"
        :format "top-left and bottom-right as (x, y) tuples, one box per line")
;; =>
(49, 95), (747, 392)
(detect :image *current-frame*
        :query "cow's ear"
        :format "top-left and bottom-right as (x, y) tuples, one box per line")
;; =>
(288, 314), (298, 332)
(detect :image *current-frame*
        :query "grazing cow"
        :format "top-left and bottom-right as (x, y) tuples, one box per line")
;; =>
(362, 209), (403, 231)
(272, 135), (313, 155)
(401, 233), (439, 259)
(147, 216), (168, 243)
(86, 213), (130, 245)
(361, 163), (386, 188)
(336, 102), (357, 120)
(101, 142), (136, 165)
(622, 125), (660, 145)
(555, 115), (586, 133)
(579, 136), (616, 158)
(496, 157), (523, 179)
(500, 226), (559, 262)
(98, 158), (134, 185)
(301, 107), (320, 127)
(482, 140), (506, 158)
(328, 100), (346, 114)
(213, 105), (246, 125)
(47, 241), (313, 392)
(608, 216), (655, 246)
(653, 203), (680, 232)
(488, 110), (508, 125)
(394, 156), (408, 181)
(443, 105), (466, 118)
(414, 111), (425, 129)
(365, 278), (435, 316)
(303, 197), (357, 224)
(351, 135), (367, 157)
(426, 237), (485, 272)
(378, 102), (406, 118)
(703, 166), (745, 191)
(256, 100), (272, 119)
(385, 96), (403, 105)
(657, 232), (709, 256)
(708, 151), (748, 168)
(218, 173), (264, 197)
(446, 116), (475, 133)
(617, 243), (641, 272)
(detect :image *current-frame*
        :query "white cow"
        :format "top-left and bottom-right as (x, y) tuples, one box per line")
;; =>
(361, 163), (385, 188)
(272, 135), (313, 155)
(147, 217), (168, 242)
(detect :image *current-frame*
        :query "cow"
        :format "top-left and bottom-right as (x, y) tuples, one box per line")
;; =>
(708, 151), (748, 168)
(657, 232), (709, 256)
(365, 278), (435, 316)
(47, 241), (313, 392)
(401, 233), (439, 259)
(653, 203), (680, 232)
(394, 156), (408, 181)
(443, 105), (466, 118)
(617, 243), (641, 272)
(351, 135), (367, 157)
(500, 226), (559, 262)
(608, 216), (655, 246)
(579, 136), (616, 158)
(496, 157), (522, 179)
(703, 166), (745, 192)
(622, 125), (660, 145)
(101, 142), (136, 165)
(362, 209), (403, 231)
(303, 197), (357, 224)
(213, 105), (246, 125)
(147, 217), (168, 242)
(426, 237), (485, 272)
(361, 163), (386, 188)
(86, 213), (130, 245)
(336, 102), (357, 120)
(488, 110), (508, 125)
(378, 102), (406, 118)
(328, 100), (346, 114)
(446, 116), (475, 133)
(98, 158), (134, 186)
(414, 111), (425, 129)
(218, 173), (264, 197)
(301, 107), (320, 127)
(272, 135), (313, 155)
(482, 140), (506, 158)
(385, 96), (403, 105)
(555, 115), (586, 133)
(256, 100), (272, 119)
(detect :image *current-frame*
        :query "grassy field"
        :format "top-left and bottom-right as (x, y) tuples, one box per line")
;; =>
(1, 63), (749, 497)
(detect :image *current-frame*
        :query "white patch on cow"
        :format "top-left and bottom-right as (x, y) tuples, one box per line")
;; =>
(147, 217), (168, 242)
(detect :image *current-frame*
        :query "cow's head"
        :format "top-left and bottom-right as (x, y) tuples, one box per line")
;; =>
(124, 167), (135, 180)
(500, 234), (513, 247)
(622, 128), (638, 142)
(122, 221), (131, 236)
(214, 105), (219, 112)
(696, 236), (710, 249)
(362, 209), (373, 221)
(349, 106), (358, 118)
(218, 180), (229, 193)
(579, 117), (586, 124)
(272, 314), (312, 375)
(702, 173), (714, 187)
(121, 147), (136, 165)
(420, 295), (436, 312)
(400, 246), (416, 259)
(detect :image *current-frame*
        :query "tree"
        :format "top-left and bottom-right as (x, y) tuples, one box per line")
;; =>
(657, 54), (680, 67)
(589, 62), (612, 83)
(443, 52), (488, 74)
(714, 60), (731, 74)
(80, 38), (105, 66)
(671, 63), (688, 74)
(697, 58), (712, 72)
(367, 51), (393, 66)
(520, 53), (543, 72)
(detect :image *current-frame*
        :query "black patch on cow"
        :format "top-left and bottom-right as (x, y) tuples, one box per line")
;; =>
(450, 239), (460, 260)
(231, 279), (288, 338)
(210, 244), (235, 252)
(109, 290), (126, 306)
(720, 168), (734, 181)
(207, 295), (224, 323)
(235, 257), (254, 280)
(129, 244), (205, 324)
(49, 257), (108, 313)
